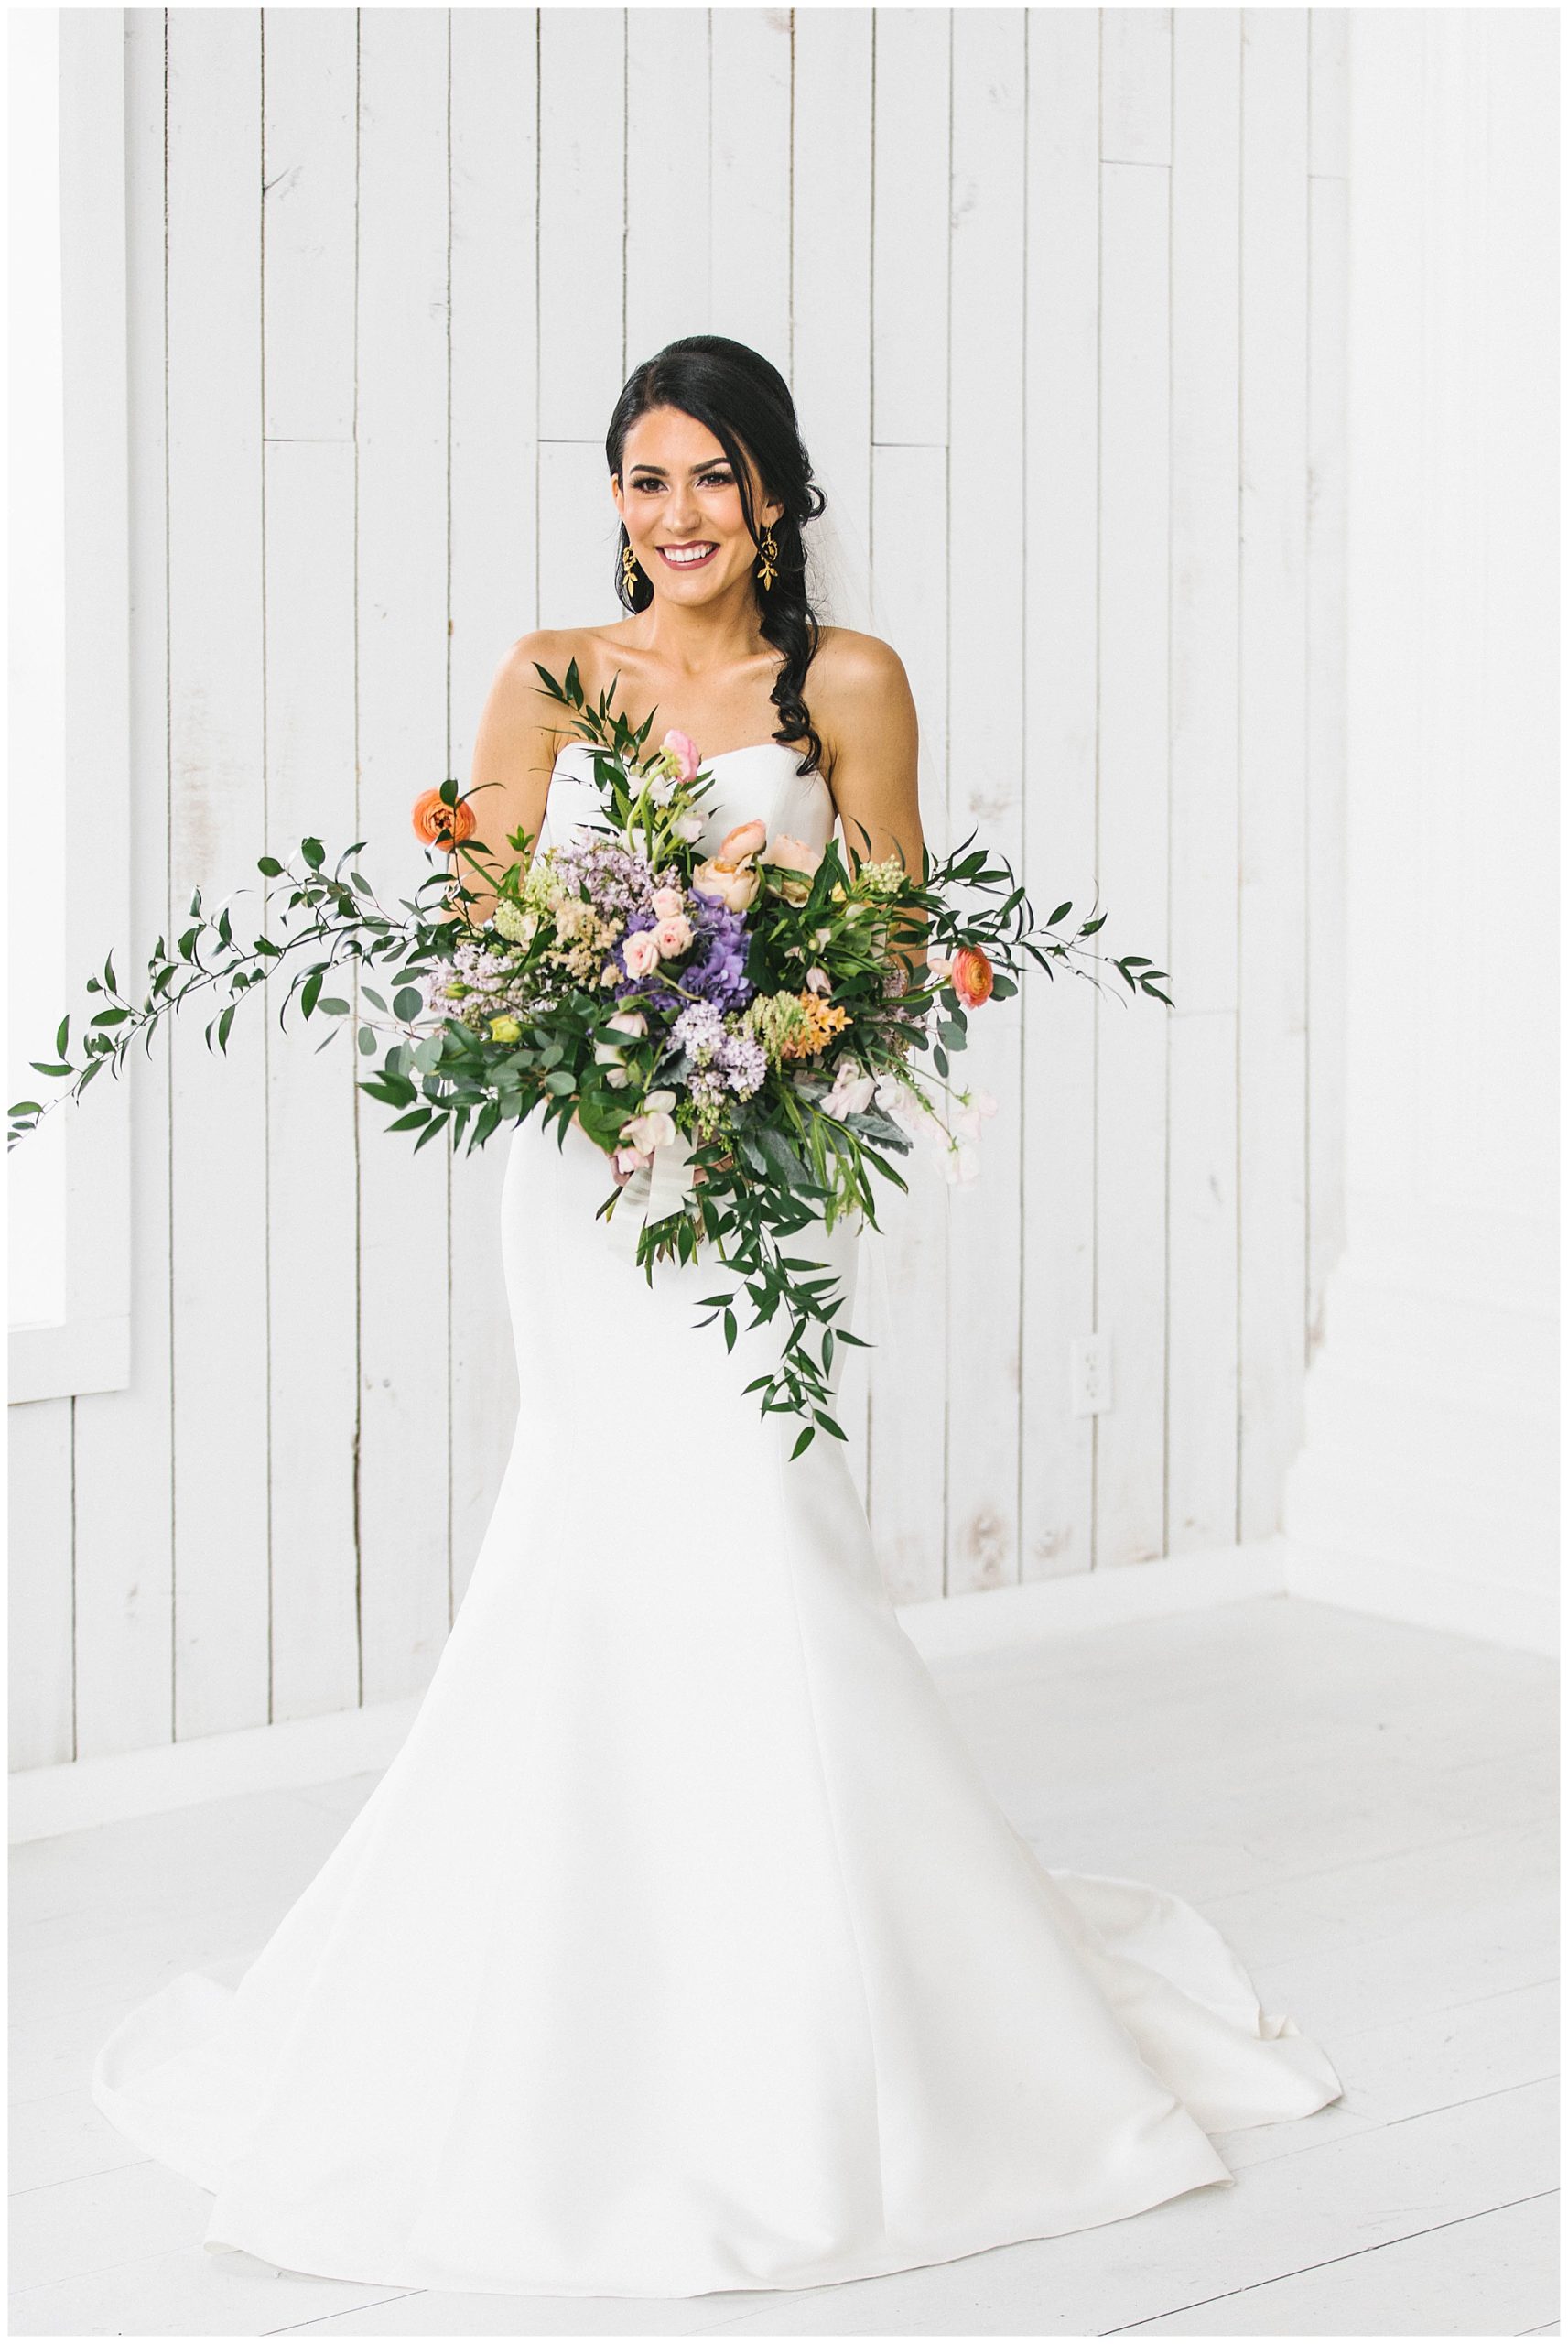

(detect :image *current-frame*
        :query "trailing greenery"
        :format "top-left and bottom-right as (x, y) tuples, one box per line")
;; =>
(12, 663), (1169, 1454)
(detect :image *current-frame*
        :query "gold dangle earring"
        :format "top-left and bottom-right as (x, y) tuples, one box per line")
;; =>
(757, 523), (779, 592)
(622, 538), (642, 601)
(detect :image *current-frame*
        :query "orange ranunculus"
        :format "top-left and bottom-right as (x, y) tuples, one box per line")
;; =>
(412, 788), (477, 850)
(950, 944), (994, 1009)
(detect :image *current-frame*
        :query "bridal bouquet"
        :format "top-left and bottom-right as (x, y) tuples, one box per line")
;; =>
(12, 665), (1168, 1452)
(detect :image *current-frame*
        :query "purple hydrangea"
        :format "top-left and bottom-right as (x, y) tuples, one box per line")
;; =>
(680, 899), (754, 1012)
(613, 894), (754, 1017)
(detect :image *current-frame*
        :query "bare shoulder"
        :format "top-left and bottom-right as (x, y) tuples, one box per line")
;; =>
(492, 624), (595, 701)
(808, 627), (916, 773)
(810, 624), (911, 700)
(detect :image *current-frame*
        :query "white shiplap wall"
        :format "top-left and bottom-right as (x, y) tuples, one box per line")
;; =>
(9, 7), (1347, 1772)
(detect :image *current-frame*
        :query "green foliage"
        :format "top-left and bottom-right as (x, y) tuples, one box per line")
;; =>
(12, 663), (1172, 1447)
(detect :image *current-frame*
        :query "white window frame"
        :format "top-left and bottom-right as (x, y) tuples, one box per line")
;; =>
(9, 10), (131, 1405)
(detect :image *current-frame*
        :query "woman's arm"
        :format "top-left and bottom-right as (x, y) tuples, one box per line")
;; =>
(814, 630), (924, 877)
(813, 631), (927, 973)
(452, 629), (577, 925)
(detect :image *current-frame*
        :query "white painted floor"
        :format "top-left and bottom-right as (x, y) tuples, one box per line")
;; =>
(9, 1595), (1558, 2339)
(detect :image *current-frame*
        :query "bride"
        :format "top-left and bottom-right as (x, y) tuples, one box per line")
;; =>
(92, 334), (1343, 2301)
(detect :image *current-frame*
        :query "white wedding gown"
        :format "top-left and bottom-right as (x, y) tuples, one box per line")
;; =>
(92, 742), (1343, 2299)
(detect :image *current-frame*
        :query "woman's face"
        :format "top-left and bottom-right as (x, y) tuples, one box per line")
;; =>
(612, 406), (782, 610)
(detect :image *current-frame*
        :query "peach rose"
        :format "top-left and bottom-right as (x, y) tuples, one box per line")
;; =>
(691, 858), (760, 914)
(622, 929), (662, 978)
(763, 833), (821, 904)
(716, 818), (767, 865)
(762, 833), (822, 877)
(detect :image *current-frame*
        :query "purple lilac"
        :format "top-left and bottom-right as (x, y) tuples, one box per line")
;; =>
(672, 998), (765, 1101)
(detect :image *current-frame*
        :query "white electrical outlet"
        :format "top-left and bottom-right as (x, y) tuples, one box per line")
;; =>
(1071, 1334), (1112, 1417)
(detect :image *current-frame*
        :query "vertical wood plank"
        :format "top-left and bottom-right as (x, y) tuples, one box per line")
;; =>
(860, 12), (951, 1557)
(166, 8), (270, 1740)
(261, 8), (361, 1721)
(1308, 7), (1349, 179)
(8, 1402), (74, 1769)
(624, 10), (710, 367)
(864, 445), (949, 1602)
(538, 9), (625, 438)
(790, 3), (874, 1494)
(1101, 7), (1173, 166)
(1238, 8), (1310, 1538)
(449, 5), (537, 1613)
(709, 7), (792, 375)
(1094, 157), (1171, 1570)
(70, 6), (176, 1763)
(537, 440), (619, 633)
(946, 7), (1026, 1595)
(1167, 8), (1241, 1549)
(1020, 5), (1098, 1582)
(871, 9), (951, 449)
(792, 10), (874, 553)
(356, 8), (453, 1702)
(1166, 1013), (1238, 1546)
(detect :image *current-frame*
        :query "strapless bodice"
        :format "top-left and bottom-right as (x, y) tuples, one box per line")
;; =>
(539, 738), (836, 858)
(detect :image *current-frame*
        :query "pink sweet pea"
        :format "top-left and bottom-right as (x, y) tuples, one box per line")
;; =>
(659, 729), (700, 786)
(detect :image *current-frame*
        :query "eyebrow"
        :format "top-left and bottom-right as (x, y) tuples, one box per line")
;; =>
(625, 457), (734, 477)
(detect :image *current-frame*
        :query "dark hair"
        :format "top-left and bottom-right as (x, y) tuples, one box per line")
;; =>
(606, 335), (827, 773)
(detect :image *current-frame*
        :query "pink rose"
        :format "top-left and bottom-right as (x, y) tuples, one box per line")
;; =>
(691, 858), (760, 913)
(653, 914), (693, 958)
(650, 886), (685, 920)
(659, 729), (700, 787)
(716, 818), (767, 865)
(622, 929), (661, 978)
